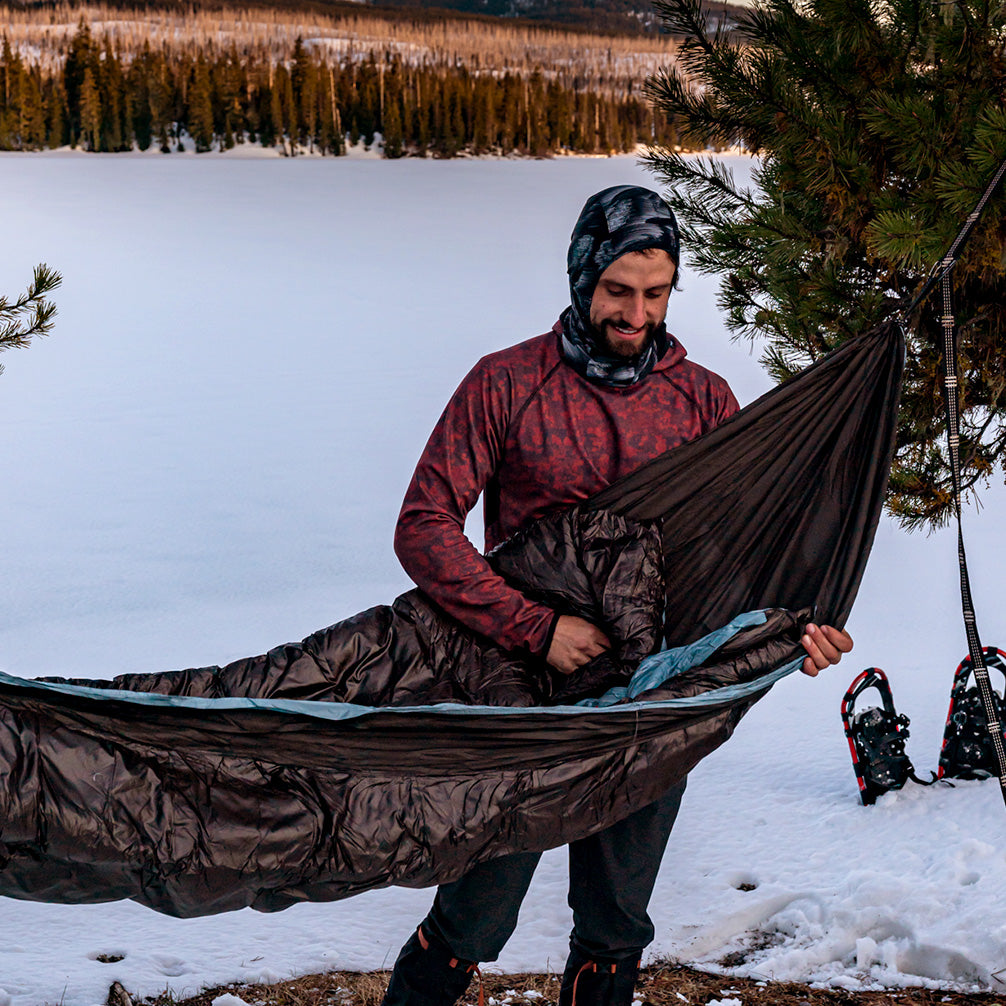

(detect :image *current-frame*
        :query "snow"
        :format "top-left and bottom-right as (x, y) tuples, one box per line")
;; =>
(0, 150), (1003, 1005)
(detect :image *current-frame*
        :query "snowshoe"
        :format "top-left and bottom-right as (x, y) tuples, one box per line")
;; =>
(841, 667), (913, 805)
(938, 647), (1006, 780)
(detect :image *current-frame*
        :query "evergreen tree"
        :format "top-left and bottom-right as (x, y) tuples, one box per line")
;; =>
(261, 79), (280, 149)
(527, 70), (547, 155)
(645, 0), (1006, 528)
(546, 79), (573, 152)
(441, 76), (464, 156)
(127, 47), (155, 152)
(98, 42), (127, 152)
(63, 20), (96, 147)
(499, 73), (520, 153)
(21, 67), (46, 149)
(188, 57), (215, 152)
(471, 75), (497, 153)
(412, 71), (431, 154)
(356, 57), (379, 147)
(215, 49), (244, 150)
(0, 28), (698, 163)
(148, 51), (174, 153)
(278, 64), (296, 153)
(317, 63), (338, 154)
(79, 65), (102, 151)
(0, 265), (61, 376)
(45, 75), (68, 148)
(383, 96), (404, 157)
(572, 91), (592, 152)
(0, 37), (24, 149)
(291, 37), (316, 150)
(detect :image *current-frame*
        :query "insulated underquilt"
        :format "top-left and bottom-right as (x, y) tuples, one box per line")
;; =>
(0, 320), (905, 918)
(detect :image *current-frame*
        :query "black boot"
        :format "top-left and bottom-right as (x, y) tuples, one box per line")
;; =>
(557, 947), (640, 1006)
(381, 926), (478, 1006)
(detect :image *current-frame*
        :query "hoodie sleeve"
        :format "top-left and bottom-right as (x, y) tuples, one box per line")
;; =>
(714, 378), (740, 428)
(395, 358), (558, 657)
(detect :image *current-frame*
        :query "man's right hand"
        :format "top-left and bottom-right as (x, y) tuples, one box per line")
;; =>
(546, 615), (611, 674)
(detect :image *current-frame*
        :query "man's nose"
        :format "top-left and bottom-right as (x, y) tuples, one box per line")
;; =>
(624, 294), (647, 329)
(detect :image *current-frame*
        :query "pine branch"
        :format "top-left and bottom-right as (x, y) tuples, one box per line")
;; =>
(643, 0), (1006, 529)
(0, 264), (63, 375)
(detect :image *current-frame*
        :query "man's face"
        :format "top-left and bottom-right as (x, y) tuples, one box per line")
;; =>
(588, 249), (676, 358)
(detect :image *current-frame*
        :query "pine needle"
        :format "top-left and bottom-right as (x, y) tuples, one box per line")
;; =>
(0, 263), (63, 375)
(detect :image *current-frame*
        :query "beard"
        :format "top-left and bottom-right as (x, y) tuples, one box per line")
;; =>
(592, 318), (658, 359)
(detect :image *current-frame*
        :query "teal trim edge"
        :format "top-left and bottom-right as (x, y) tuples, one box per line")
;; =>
(0, 609), (802, 723)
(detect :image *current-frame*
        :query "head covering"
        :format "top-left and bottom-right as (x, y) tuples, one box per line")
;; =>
(559, 185), (681, 388)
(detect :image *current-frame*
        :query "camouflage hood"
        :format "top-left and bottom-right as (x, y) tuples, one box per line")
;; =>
(559, 185), (681, 387)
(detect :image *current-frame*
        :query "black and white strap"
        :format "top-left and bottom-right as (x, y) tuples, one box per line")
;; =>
(903, 157), (1006, 807)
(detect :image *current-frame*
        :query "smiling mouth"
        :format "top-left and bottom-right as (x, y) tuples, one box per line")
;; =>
(595, 320), (652, 358)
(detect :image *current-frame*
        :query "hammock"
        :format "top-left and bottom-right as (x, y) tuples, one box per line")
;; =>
(0, 320), (904, 918)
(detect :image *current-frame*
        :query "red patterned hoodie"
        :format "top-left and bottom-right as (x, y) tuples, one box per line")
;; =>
(395, 319), (738, 656)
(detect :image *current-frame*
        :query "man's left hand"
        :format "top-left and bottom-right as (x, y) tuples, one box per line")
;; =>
(800, 623), (853, 676)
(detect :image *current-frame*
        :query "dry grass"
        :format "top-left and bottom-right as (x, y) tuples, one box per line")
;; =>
(136, 962), (1006, 1006)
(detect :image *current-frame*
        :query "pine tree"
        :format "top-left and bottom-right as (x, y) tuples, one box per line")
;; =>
(357, 56), (379, 147)
(98, 42), (126, 152)
(645, 0), (1006, 528)
(275, 63), (295, 154)
(45, 75), (68, 148)
(128, 47), (155, 152)
(79, 65), (102, 151)
(527, 69), (547, 155)
(546, 80), (573, 152)
(0, 265), (61, 377)
(471, 75), (497, 153)
(291, 37), (316, 150)
(413, 71), (431, 154)
(188, 57), (215, 152)
(21, 67), (46, 149)
(499, 73), (520, 153)
(383, 96), (404, 158)
(443, 77), (465, 156)
(572, 91), (591, 152)
(216, 49), (244, 150)
(0, 37), (24, 149)
(63, 20), (94, 147)
(318, 63), (338, 154)
(260, 80), (279, 149)
(148, 51), (174, 153)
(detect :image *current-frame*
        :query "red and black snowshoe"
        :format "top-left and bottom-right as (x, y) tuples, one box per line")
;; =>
(938, 647), (1006, 781)
(841, 668), (914, 805)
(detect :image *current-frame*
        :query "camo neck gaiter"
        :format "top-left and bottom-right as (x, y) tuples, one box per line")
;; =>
(559, 185), (681, 388)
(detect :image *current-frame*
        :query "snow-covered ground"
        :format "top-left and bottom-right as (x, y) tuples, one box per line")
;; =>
(0, 151), (1003, 1006)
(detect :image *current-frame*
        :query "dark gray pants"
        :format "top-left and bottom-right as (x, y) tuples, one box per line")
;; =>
(420, 777), (687, 963)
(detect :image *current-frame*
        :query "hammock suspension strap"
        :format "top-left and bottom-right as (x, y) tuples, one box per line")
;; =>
(902, 156), (1006, 808)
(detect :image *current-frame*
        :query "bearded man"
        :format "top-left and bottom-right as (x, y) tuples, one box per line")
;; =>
(383, 185), (852, 1006)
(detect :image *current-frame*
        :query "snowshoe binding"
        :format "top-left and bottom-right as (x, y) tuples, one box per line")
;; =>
(842, 668), (914, 805)
(938, 647), (1006, 780)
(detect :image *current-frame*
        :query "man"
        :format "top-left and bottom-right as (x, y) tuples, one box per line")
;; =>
(385, 185), (852, 1006)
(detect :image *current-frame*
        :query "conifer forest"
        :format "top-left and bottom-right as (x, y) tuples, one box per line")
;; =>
(0, 2), (691, 156)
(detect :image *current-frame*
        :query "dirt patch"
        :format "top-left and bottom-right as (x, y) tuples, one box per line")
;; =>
(136, 962), (1006, 1006)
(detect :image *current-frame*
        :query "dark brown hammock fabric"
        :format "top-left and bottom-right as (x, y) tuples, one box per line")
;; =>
(593, 318), (905, 646)
(0, 320), (904, 918)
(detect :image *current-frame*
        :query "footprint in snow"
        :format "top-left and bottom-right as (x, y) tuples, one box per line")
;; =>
(151, 953), (190, 977)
